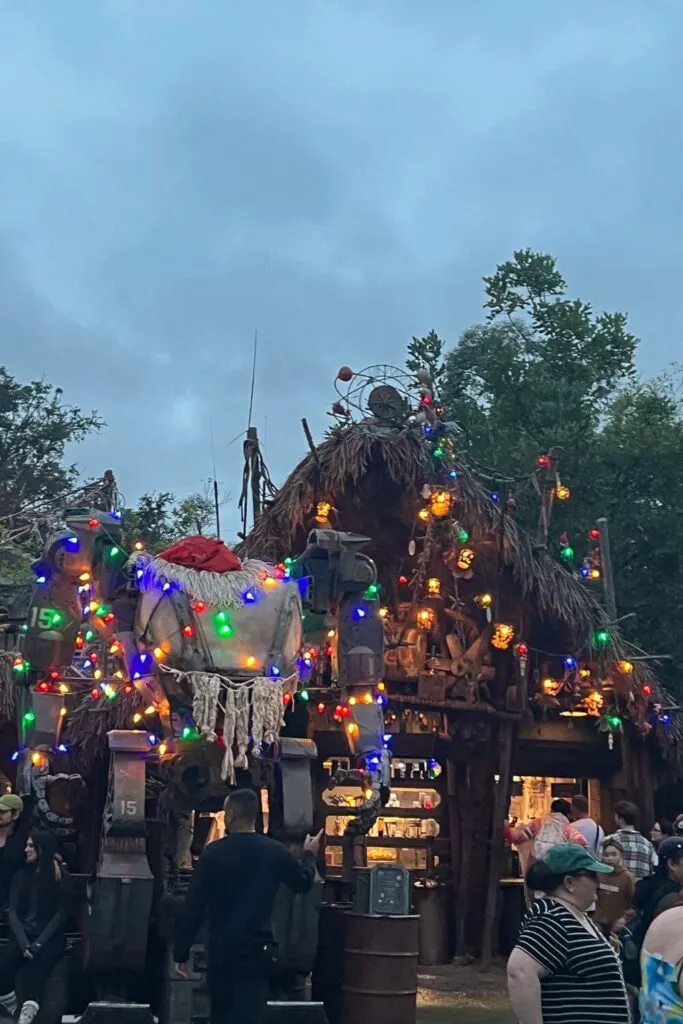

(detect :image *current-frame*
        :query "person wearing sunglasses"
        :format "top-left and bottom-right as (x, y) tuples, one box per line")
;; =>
(507, 844), (630, 1024)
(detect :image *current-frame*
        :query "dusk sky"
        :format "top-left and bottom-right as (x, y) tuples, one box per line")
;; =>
(1, 1), (681, 540)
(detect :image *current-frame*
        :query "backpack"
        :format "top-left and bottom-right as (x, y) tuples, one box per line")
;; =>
(532, 816), (567, 861)
(617, 911), (646, 988)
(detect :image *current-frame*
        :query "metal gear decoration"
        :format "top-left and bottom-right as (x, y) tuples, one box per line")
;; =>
(330, 364), (423, 426)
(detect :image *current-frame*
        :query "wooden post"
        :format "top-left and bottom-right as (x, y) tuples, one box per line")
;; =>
(596, 517), (617, 622)
(480, 720), (515, 970)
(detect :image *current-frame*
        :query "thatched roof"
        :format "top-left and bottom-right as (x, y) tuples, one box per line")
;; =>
(241, 426), (604, 637)
(239, 421), (681, 756)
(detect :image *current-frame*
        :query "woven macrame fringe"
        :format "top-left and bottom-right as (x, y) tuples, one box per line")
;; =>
(162, 666), (296, 784)
(130, 552), (274, 606)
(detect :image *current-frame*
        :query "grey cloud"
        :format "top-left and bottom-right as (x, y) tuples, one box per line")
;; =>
(1, 0), (682, 541)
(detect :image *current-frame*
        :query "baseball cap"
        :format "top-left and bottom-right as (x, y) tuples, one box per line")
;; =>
(0, 793), (23, 813)
(658, 837), (683, 861)
(543, 843), (613, 876)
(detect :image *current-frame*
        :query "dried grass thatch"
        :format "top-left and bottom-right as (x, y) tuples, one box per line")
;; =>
(238, 422), (681, 757)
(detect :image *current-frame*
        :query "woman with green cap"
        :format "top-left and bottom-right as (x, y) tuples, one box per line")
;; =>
(507, 844), (630, 1023)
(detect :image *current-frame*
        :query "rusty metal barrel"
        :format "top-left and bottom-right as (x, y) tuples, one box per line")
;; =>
(341, 912), (419, 1024)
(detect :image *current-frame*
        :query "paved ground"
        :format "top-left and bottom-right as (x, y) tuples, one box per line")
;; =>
(417, 963), (514, 1024)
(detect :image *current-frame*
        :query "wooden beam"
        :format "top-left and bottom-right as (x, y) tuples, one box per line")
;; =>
(480, 719), (516, 969)
(389, 693), (522, 721)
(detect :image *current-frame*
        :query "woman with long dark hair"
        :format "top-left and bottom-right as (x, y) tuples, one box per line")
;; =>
(0, 833), (71, 1024)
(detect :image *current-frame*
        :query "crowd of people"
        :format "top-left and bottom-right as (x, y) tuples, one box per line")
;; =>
(507, 796), (683, 1023)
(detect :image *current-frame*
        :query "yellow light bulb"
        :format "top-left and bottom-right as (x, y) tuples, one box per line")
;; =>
(619, 660), (634, 674)
(263, 576), (277, 589)
(144, 705), (155, 716)
(134, 541), (144, 551)
(245, 655), (257, 669)
(363, 692), (373, 704)
(347, 723), (358, 735)
(94, 669), (102, 680)
(133, 713), (143, 724)
(60, 707), (67, 717)
(379, 607), (388, 618)
(158, 743), (168, 756)
(349, 696), (357, 706)
(153, 647), (165, 660)
(418, 508), (430, 522)
(79, 572), (91, 582)
(59, 683), (70, 695)
(327, 629), (336, 639)
(377, 682), (386, 691)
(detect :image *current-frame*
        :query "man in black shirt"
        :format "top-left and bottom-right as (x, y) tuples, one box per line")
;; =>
(173, 788), (322, 1024)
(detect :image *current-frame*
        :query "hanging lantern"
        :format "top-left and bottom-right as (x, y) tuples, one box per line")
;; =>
(417, 608), (435, 630)
(426, 578), (441, 597)
(456, 548), (475, 572)
(315, 501), (333, 523)
(492, 623), (515, 650)
(429, 490), (453, 519)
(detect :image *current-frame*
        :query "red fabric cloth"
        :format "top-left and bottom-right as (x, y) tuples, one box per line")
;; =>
(157, 536), (242, 574)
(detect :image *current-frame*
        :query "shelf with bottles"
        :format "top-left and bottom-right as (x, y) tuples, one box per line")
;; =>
(321, 756), (443, 785)
(324, 814), (440, 841)
(324, 843), (440, 872)
(322, 785), (441, 812)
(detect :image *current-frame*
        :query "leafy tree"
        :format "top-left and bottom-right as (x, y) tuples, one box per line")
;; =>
(0, 367), (103, 529)
(417, 250), (683, 690)
(124, 486), (229, 551)
(124, 492), (175, 551)
(171, 491), (216, 537)
(406, 330), (446, 390)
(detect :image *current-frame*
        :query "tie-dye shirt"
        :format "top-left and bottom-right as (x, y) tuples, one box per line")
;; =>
(640, 949), (683, 1023)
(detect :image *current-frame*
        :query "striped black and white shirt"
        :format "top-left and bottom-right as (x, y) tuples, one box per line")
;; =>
(514, 898), (631, 1024)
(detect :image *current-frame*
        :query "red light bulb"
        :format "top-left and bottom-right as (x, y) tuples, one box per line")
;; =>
(642, 685), (652, 697)
(589, 528), (600, 540)
(183, 625), (195, 638)
(399, 575), (409, 585)
(517, 643), (529, 657)
(88, 519), (99, 529)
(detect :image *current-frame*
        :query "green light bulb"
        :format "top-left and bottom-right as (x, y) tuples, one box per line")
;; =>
(560, 545), (574, 561)
(594, 629), (610, 647)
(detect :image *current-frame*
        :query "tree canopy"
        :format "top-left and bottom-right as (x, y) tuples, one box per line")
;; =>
(0, 367), (103, 533)
(408, 250), (683, 691)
